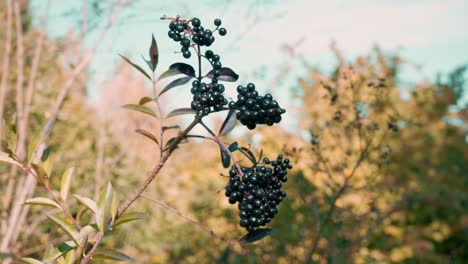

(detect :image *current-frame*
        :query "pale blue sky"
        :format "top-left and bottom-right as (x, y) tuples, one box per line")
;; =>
(30, 0), (468, 106)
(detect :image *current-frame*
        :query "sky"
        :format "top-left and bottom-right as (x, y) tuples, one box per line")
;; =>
(29, 0), (468, 108)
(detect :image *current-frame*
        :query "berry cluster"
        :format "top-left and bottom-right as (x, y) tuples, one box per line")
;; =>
(167, 17), (227, 59)
(228, 83), (286, 129)
(224, 155), (292, 232)
(190, 79), (228, 115)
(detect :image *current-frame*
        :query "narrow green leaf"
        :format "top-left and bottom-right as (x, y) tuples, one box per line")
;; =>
(27, 133), (41, 165)
(220, 146), (231, 168)
(238, 228), (273, 244)
(31, 163), (48, 180)
(239, 147), (257, 166)
(97, 182), (113, 232)
(119, 54), (151, 80)
(166, 108), (197, 118)
(159, 76), (192, 96)
(20, 257), (43, 264)
(24, 197), (60, 209)
(219, 110), (237, 136)
(43, 241), (75, 262)
(111, 192), (118, 222)
(45, 213), (80, 244)
(149, 34), (159, 71)
(41, 153), (54, 178)
(63, 250), (75, 264)
(168, 62), (195, 77)
(138, 96), (154, 105)
(135, 129), (159, 146)
(93, 249), (133, 262)
(40, 147), (50, 162)
(156, 69), (179, 82)
(0, 151), (21, 167)
(205, 67), (239, 82)
(122, 104), (158, 118)
(113, 212), (149, 228)
(4, 115), (17, 151)
(73, 195), (97, 214)
(162, 125), (180, 132)
(74, 234), (88, 263)
(141, 55), (153, 72)
(60, 167), (74, 201)
(228, 142), (239, 152)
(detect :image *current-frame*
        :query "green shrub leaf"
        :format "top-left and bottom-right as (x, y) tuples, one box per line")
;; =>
(238, 228), (273, 244)
(73, 195), (97, 214)
(122, 104), (158, 118)
(24, 197), (60, 209)
(45, 213), (80, 244)
(60, 167), (74, 201)
(219, 110), (237, 136)
(113, 212), (149, 228)
(166, 108), (197, 118)
(43, 241), (75, 262)
(159, 76), (193, 96)
(93, 249), (133, 262)
(119, 54), (151, 80)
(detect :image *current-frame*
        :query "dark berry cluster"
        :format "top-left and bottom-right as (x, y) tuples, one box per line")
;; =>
(228, 83), (286, 129)
(167, 17), (227, 59)
(224, 155), (292, 232)
(190, 79), (228, 115)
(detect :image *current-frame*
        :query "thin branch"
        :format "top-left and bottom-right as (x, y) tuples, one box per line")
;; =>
(82, 115), (203, 264)
(141, 194), (238, 245)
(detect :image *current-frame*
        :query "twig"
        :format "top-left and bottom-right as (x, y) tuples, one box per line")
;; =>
(141, 194), (238, 245)
(82, 115), (202, 264)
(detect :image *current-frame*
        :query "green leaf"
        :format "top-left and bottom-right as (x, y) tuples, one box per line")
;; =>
(119, 54), (152, 80)
(166, 108), (197, 118)
(205, 67), (239, 82)
(97, 182), (113, 232)
(74, 234), (88, 263)
(239, 147), (257, 166)
(40, 147), (50, 162)
(228, 142), (239, 152)
(141, 55), (153, 72)
(93, 249), (133, 262)
(73, 195), (97, 214)
(238, 228), (273, 244)
(113, 212), (149, 228)
(156, 69), (179, 82)
(45, 213), (80, 244)
(4, 114), (17, 151)
(220, 146), (230, 168)
(162, 125), (180, 132)
(41, 153), (54, 178)
(219, 110), (237, 136)
(43, 241), (75, 262)
(122, 104), (158, 118)
(159, 76), (193, 96)
(0, 151), (21, 167)
(60, 167), (74, 201)
(111, 192), (118, 222)
(149, 34), (159, 71)
(63, 250), (75, 264)
(20, 257), (43, 264)
(168, 62), (195, 77)
(27, 133), (41, 165)
(135, 128), (159, 146)
(138, 96), (154, 105)
(31, 163), (48, 180)
(24, 197), (60, 209)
